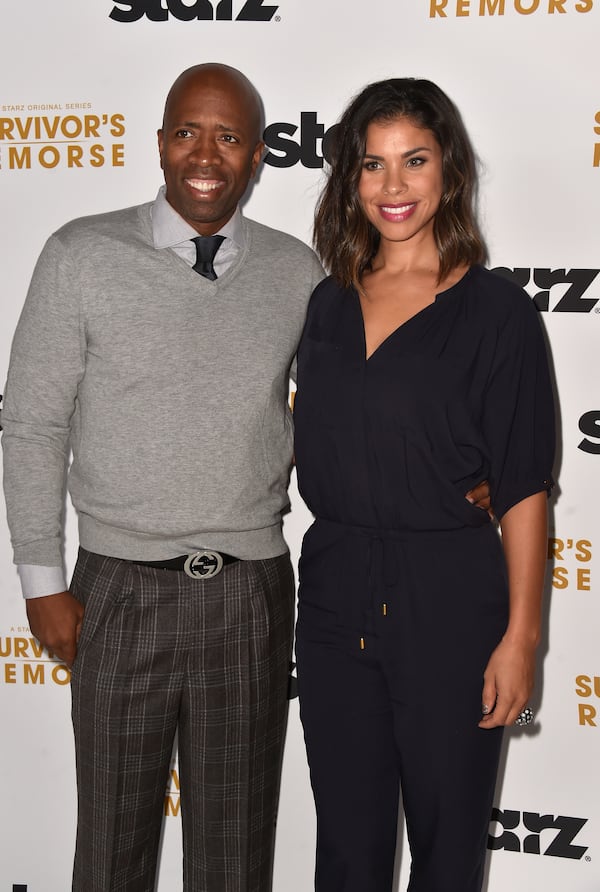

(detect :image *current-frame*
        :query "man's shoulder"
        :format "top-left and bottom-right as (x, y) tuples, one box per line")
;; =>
(244, 217), (320, 265)
(51, 202), (152, 248)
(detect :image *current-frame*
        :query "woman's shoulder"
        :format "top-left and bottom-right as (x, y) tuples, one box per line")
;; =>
(311, 274), (353, 298)
(307, 274), (354, 313)
(301, 275), (355, 343)
(462, 264), (539, 322)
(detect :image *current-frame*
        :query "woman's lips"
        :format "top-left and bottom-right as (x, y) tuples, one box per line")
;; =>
(378, 202), (417, 222)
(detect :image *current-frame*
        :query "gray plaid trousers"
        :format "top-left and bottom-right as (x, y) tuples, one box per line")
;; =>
(69, 548), (295, 892)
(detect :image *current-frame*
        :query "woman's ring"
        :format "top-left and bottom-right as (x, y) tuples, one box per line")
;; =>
(515, 707), (534, 726)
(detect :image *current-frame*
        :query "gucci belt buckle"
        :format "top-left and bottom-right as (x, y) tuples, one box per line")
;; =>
(184, 550), (224, 580)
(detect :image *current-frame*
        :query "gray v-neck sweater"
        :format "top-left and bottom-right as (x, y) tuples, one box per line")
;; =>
(2, 203), (324, 565)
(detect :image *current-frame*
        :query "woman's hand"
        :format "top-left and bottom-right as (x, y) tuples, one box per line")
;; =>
(479, 635), (537, 728)
(465, 479), (492, 517)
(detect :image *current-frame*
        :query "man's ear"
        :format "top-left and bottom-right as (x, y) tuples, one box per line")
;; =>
(250, 141), (265, 177)
(157, 129), (164, 170)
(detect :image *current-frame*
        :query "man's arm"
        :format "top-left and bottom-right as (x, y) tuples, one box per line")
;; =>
(2, 233), (86, 664)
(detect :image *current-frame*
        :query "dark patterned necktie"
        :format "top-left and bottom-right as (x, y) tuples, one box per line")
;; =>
(191, 235), (225, 280)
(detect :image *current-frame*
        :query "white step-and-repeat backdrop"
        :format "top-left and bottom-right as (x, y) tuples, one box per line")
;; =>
(1, 2), (598, 890)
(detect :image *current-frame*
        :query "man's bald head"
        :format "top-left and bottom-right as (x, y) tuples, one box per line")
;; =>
(162, 63), (263, 143)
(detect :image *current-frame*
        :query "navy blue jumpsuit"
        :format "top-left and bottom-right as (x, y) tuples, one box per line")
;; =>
(293, 266), (555, 892)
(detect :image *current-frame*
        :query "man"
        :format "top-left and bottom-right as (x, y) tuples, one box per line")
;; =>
(2, 63), (490, 891)
(2, 63), (323, 892)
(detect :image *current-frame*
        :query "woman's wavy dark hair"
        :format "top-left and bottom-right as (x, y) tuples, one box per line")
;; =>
(314, 78), (487, 288)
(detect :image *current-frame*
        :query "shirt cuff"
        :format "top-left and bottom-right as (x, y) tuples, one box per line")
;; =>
(17, 565), (67, 599)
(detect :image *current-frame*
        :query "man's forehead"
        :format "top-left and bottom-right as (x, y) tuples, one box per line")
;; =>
(169, 78), (251, 109)
(164, 79), (260, 135)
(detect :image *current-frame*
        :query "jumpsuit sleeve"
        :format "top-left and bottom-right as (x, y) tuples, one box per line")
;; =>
(481, 287), (555, 521)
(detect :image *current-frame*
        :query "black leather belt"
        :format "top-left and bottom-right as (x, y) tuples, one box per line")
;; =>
(132, 550), (238, 579)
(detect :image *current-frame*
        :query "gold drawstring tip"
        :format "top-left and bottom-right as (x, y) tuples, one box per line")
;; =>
(360, 637), (365, 651)
(382, 603), (387, 616)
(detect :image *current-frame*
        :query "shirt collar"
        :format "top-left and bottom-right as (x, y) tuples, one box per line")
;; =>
(151, 185), (244, 250)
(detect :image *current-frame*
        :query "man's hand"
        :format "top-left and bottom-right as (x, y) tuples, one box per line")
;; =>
(465, 479), (492, 517)
(26, 591), (84, 668)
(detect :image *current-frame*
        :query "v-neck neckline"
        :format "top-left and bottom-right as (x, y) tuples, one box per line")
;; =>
(356, 266), (474, 362)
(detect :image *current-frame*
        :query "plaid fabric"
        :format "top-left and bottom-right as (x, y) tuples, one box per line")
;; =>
(70, 548), (295, 892)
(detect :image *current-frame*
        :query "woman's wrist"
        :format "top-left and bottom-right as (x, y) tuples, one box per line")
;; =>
(501, 626), (541, 650)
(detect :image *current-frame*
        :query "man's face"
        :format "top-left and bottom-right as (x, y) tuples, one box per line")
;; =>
(158, 71), (264, 235)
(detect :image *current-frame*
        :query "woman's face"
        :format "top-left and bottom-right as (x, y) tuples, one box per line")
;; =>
(357, 116), (443, 248)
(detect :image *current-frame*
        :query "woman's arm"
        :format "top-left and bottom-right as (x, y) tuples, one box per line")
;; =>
(478, 490), (548, 728)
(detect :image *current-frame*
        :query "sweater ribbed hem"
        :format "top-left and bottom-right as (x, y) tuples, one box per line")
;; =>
(78, 515), (288, 562)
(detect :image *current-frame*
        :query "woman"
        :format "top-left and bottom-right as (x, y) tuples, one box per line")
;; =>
(293, 78), (555, 892)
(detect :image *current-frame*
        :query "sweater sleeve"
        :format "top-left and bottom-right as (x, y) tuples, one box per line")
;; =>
(2, 234), (86, 566)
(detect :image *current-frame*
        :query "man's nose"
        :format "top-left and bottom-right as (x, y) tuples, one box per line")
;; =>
(189, 136), (219, 167)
